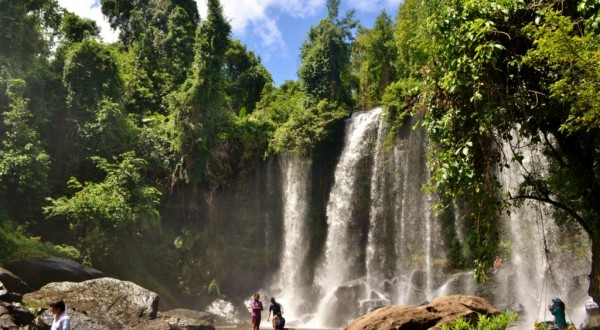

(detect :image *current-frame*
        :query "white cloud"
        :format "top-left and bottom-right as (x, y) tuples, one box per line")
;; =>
(197, 0), (326, 58)
(56, 0), (119, 43)
(347, 0), (402, 13)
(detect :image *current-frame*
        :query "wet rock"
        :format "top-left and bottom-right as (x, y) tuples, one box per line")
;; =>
(359, 298), (390, 315)
(0, 268), (32, 294)
(23, 277), (158, 328)
(5, 257), (103, 290)
(346, 295), (500, 330)
(159, 309), (215, 330)
(134, 319), (174, 330)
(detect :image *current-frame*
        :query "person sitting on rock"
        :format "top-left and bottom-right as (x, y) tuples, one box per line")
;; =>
(49, 299), (70, 330)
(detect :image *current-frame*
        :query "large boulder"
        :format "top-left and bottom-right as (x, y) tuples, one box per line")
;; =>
(345, 295), (500, 330)
(5, 257), (103, 290)
(23, 277), (159, 328)
(0, 268), (32, 294)
(158, 309), (215, 330)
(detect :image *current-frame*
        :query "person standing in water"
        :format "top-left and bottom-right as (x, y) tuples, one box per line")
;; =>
(251, 294), (264, 330)
(267, 297), (284, 330)
(549, 297), (567, 330)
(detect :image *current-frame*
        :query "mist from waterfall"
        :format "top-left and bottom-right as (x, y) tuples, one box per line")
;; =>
(495, 134), (591, 328)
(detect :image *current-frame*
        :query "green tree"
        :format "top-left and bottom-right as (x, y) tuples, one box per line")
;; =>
(171, 0), (231, 186)
(0, 0), (61, 70)
(0, 79), (50, 222)
(380, 0), (432, 135)
(102, 0), (199, 115)
(63, 40), (122, 116)
(418, 0), (600, 300)
(99, 0), (135, 44)
(61, 39), (125, 181)
(224, 39), (273, 115)
(298, 0), (357, 107)
(352, 10), (397, 110)
(44, 152), (161, 267)
(61, 11), (99, 43)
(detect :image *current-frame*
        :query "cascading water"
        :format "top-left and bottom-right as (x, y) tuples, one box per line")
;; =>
(310, 108), (382, 327)
(271, 154), (312, 319)
(495, 134), (591, 328)
(264, 108), (591, 329)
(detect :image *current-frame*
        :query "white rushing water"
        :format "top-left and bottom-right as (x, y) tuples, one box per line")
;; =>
(272, 153), (312, 319)
(311, 108), (382, 327)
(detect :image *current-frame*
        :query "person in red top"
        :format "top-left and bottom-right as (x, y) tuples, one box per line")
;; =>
(251, 294), (264, 330)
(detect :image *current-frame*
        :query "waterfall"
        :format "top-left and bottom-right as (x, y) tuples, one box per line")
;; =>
(261, 109), (591, 329)
(496, 134), (591, 328)
(273, 154), (311, 318)
(311, 108), (382, 327)
(391, 115), (443, 305)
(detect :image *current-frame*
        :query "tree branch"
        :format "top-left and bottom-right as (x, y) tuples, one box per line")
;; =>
(510, 193), (591, 234)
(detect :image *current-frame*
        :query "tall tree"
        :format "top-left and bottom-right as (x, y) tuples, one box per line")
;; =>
(101, 0), (199, 115)
(61, 39), (125, 180)
(224, 39), (273, 115)
(0, 0), (61, 70)
(171, 0), (231, 187)
(298, 0), (357, 107)
(61, 11), (99, 43)
(0, 79), (50, 222)
(352, 10), (397, 110)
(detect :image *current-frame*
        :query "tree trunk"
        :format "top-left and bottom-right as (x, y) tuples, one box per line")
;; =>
(589, 237), (600, 303)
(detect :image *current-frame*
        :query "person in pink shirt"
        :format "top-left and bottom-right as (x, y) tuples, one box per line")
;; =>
(251, 293), (264, 330)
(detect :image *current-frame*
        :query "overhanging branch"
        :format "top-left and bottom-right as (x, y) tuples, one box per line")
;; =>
(510, 194), (591, 234)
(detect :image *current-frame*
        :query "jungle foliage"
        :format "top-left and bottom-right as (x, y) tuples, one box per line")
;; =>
(2, 0), (600, 308)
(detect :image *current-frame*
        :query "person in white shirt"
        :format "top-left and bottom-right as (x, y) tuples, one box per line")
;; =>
(49, 299), (70, 330)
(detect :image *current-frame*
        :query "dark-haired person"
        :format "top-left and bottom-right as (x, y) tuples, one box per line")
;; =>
(267, 297), (284, 330)
(49, 299), (71, 330)
(251, 294), (263, 330)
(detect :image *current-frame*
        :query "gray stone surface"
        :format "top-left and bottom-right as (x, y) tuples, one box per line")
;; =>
(23, 277), (158, 328)
(159, 309), (215, 330)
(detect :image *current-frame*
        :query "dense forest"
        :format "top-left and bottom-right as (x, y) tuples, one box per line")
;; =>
(1, 0), (600, 309)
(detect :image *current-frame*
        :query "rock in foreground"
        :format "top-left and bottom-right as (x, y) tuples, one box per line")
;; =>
(345, 295), (499, 330)
(23, 277), (158, 328)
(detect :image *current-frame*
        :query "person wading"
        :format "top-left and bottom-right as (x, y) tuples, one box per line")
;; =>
(251, 294), (264, 330)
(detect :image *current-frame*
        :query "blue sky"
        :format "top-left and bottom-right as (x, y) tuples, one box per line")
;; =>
(57, 0), (401, 86)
